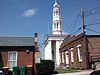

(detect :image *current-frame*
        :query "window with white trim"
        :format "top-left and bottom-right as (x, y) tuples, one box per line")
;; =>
(70, 48), (74, 62)
(77, 45), (82, 62)
(8, 51), (17, 69)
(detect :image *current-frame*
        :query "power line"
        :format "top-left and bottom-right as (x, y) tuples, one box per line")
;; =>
(69, 14), (80, 34)
(84, 6), (100, 17)
(85, 28), (100, 34)
(88, 18), (100, 24)
(71, 27), (82, 35)
(85, 21), (100, 27)
(69, 7), (100, 35)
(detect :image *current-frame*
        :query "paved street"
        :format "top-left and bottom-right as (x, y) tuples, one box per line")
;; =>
(52, 70), (93, 75)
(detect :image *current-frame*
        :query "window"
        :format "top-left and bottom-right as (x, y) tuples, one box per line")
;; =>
(54, 23), (56, 29)
(70, 48), (74, 62)
(56, 10), (58, 15)
(8, 51), (17, 69)
(77, 45), (82, 62)
(65, 50), (69, 65)
(57, 23), (58, 29)
(54, 11), (56, 16)
(52, 49), (54, 61)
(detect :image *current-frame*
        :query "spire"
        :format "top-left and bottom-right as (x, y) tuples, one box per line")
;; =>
(53, 0), (59, 8)
(55, 0), (57, 3)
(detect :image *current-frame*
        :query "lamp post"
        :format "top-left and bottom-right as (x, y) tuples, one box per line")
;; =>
(33, 33), (38, 75)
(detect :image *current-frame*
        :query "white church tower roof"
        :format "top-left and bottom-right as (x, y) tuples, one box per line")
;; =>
(53, 0), (59, 7)
(52, 0), (62, 34)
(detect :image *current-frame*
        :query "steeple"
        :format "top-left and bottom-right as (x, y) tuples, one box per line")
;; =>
(52, 0), (62, 34)
(53, 0), (59, 8)
(55, 0), (57, 3)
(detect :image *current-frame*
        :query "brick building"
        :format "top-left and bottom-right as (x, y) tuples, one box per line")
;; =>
(0, 37), (35, 70)
(60, 33), (100, 69)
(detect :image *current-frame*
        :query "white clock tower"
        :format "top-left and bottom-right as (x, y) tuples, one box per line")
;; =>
(44, 0), (67, 68)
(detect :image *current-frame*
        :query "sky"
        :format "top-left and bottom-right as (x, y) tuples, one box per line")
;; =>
(0, 0), (100, 58)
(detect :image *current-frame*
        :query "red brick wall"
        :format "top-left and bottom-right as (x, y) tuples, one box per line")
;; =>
(88, 37), (100, 61)
(60, 37), (89, 69)
(88, 37), (100, 56)
(1, 50), (33, 67)
(17, 51), (33, 66)
(1, 52), (8, 67)
(74, 47), (78, 68)
(60, 35), (100, 69)
(70, 38), (89, 69)
(68, 48), (71, 66)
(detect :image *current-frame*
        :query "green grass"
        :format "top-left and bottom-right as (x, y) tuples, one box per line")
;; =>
(54, 68), (80, 74)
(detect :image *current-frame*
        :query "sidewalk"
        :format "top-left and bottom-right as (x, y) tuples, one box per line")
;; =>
(52, 70), (93, 75)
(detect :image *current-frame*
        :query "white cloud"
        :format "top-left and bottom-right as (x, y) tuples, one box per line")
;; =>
(23, 9), (36, 17)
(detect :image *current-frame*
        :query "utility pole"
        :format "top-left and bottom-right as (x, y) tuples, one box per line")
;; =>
(82, 8), (85, 35)
(81, 8), (90, 69)
(33, 33), (38, 75)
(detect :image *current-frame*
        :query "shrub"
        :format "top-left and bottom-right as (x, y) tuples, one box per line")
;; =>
(36, 60), (55, 74)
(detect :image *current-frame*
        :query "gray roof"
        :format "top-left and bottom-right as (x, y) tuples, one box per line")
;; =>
(0, 37), (34, 46)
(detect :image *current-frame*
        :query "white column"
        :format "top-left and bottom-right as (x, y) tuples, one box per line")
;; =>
(56, 41), (60, 67)
(45, 41), (52, 60)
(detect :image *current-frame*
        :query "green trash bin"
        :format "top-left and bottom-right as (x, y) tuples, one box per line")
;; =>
(12, 66), (19, 75)
(19, 66), (26, 75)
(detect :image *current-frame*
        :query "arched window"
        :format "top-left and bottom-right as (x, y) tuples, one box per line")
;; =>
(54, 23), (56, 29)
(53, 11), (56, 16)
(57, 23), (58, 29)
(56, 10), (58, 15)
(70, 48), (74, 62)
(77, 45), (82, 62)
